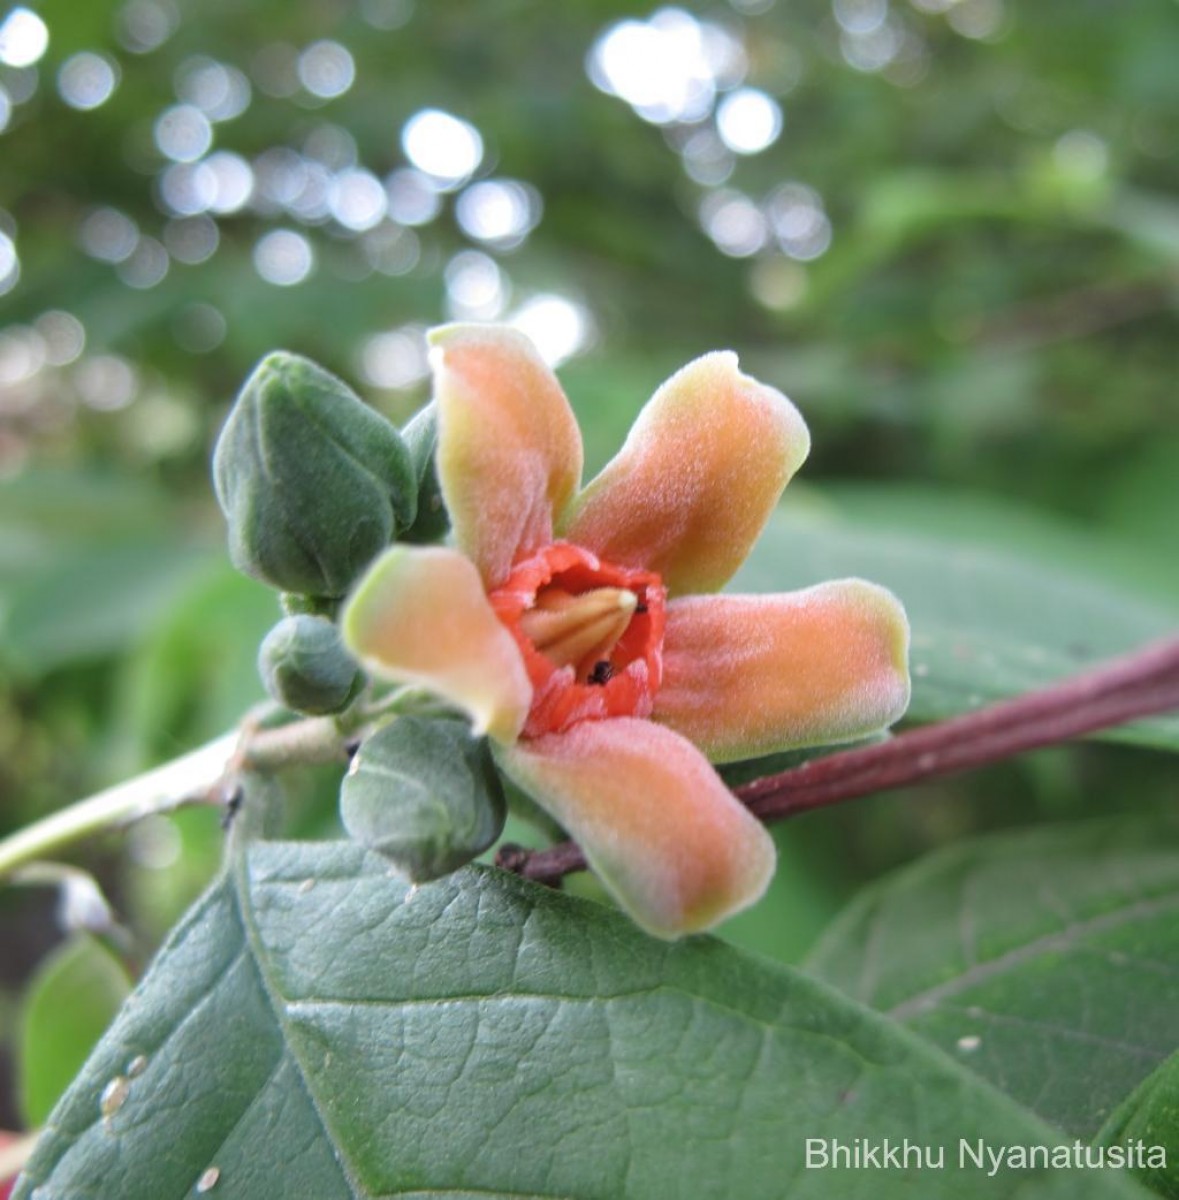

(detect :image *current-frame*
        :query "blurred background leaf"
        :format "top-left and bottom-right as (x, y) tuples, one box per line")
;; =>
(16, 933), (131, 1128)
(807, 813), (1179, 1138)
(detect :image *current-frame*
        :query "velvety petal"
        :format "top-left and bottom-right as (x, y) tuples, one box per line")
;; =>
(654, 580), (910, 762)
(562, 351), (809, 596)
(342, 546), (532, 743)
(499, 719), (776, 938)
(431, 324), (584, 589)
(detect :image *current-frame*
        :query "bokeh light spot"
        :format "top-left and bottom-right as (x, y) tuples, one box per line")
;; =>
(510, 294), (593, 366)
(444, 250), (507, 320)
(75, 354), (139, 410)
(588, 9), (746, 126)
(947, 0), (1004, 40)
(176, 55), (252, 121)
(0, 229), (18, 296)
(766, 182), (832, 260)
(117, 0), (179, 54)
(0, 326), (44, 387)
(297, 40), (355, 99)
(329, 168), (387, 231)
(159, 161), (217, 215)
(455, 179), (540, 248)
(359, 324), (430, 390)
(700, 189), (767, 257)
(155, 103), (213, 162)
(163, 215), (220, 264)
(840, 22), (903, 72)
(253, 228), (314, 285)
(834, 0), (889, 35)
(401, 109), (483, 187)
(204, 151), (254, 213)
(58, 52), (120, 110)
(80, 208), (139, 263)
(35, 310), (86, 365)
(362, 223), (420, 275)
(716, 87), (782, 154)
(0, 8), (49, 69)
(385, 167), (442, 225)
(303, 123), (357, 170)
(677, 127), (735, 186)
(117, 235), (170, 289)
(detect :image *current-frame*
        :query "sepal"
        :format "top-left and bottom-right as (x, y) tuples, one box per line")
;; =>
(399, 402), (450, 544)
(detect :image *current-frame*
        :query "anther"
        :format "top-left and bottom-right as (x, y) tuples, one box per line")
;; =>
(587, 660), (614, 685)
(518, 586), (637, 670)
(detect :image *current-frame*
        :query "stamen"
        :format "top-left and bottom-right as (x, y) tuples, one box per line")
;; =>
(518, 586), (637, 670)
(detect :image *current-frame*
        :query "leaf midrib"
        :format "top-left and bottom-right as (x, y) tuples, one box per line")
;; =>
(231, 852), (371, 1200)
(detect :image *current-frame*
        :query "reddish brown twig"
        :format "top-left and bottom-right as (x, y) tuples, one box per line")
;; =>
(504, 637), (1179, 885)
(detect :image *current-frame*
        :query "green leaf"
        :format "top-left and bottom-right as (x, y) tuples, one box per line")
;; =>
(807, 815), (1179, 1137)
(734, 490), (1179, 750)
(18, 935), (132, 1128)
(1097, 1050), (1179, 1199)
(16, 843), (1150, 1199)
(0, 468), (175, 545)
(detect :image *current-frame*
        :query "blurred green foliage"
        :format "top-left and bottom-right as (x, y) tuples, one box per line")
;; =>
(1, 0), (1178, 1129)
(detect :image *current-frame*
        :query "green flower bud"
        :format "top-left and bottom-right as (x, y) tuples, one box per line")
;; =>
(258, 614), (364, 715)
(399, 401), (450, 544)
(213, 352), (417, 598)
(340, 716), (506, 883)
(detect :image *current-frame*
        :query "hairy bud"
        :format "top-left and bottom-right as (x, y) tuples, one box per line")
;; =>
(213, 352), (417, 598)
(258, 614), (363, 715)
(340, 716), (506, 882)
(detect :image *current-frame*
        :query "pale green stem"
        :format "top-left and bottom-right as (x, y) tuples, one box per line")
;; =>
(351, 684), (445, 725)
(0, 732), (240, 882)
(0, 688), (449, 884)
(238, 715), (350, 770)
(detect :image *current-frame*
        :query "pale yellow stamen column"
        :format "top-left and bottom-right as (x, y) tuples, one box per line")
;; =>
(518, 586), (637, 673)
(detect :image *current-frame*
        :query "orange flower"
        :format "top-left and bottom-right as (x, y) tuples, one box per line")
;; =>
(344, 325), (910, 937)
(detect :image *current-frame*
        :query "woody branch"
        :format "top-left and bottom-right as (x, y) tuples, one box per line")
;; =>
(504, 636), (1179, 884)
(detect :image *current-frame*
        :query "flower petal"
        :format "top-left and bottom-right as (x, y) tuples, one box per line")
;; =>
(654, 580), (910, 761)
(431, 324), (584, 589)
(342, 546), (532, 743)
(499, 719), (776, 938)
(562, 351), (809, 596)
